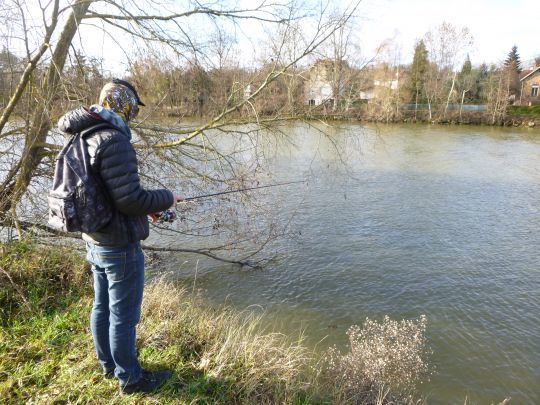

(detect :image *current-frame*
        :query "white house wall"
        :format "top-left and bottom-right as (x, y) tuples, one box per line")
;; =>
(306, 80), (333, 106)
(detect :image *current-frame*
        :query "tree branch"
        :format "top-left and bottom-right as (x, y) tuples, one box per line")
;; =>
(0, 0), (59, 135)
(141, 245), (259, 268)
(83, 5), (293, 24)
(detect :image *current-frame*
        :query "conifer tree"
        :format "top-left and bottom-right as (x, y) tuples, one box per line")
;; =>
(503, 46), (522, 98)
(479, 63), (489, 78)
(460, 54), (472, 76)
(504, 45), (522, 73)
(457, 55), (474, 104)
(409, 40), (429, 112)
(476, 63), (490, 102)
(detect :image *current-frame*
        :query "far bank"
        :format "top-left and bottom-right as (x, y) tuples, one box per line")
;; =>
(142, 105), (540, 129)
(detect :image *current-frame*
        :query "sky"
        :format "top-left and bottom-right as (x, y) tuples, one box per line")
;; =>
(357, 0), (539, 67)
(6, 0), (539, 73)
(76, 0), (539, 72)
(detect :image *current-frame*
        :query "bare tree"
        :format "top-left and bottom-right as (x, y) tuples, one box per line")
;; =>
(422, 22), (473, 120)
(485, 66), (512, 125)
(315, 19), (366, 112)
(264, 21), (305, 114)
(361, 39), (403, 122)
(1, 0), (90, 229)
(0, 0), (360, 264)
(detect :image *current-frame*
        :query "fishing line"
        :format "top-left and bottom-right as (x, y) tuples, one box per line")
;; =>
(151, 180), (306, 223)
(182, 180), (306, 202)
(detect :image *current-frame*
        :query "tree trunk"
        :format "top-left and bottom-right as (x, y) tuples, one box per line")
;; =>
(0, 0), (59, 136)
(459, 90), (467, 121)
(414, 87), (419, 120)
(444, 71), (457, 117)
(0, 0), (93, 218)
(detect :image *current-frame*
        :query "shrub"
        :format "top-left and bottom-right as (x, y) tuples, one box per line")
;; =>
(322, 315), (429, 404)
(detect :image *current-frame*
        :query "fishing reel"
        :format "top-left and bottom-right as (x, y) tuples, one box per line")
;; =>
(149, 209), (177, 224)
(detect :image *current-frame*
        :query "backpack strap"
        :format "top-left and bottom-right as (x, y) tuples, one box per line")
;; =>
(80, 122), (121, 138)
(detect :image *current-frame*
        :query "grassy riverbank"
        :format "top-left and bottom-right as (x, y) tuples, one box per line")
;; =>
(150, 105), (540, 128)
(0, 241), (428, 404)
(304, 109), (540, 127)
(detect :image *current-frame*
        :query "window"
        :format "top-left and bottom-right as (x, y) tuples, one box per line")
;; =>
(308, 99), (315, 106)
(532, 85), (539, 97)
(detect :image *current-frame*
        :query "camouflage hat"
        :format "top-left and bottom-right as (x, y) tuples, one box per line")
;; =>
(112, 78), (145, 106)
(98, 79), (144, 121)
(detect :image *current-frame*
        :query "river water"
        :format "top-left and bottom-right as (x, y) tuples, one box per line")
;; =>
(152, 123), (540, 403)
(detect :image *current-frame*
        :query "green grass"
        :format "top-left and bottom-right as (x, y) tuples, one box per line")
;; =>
(509, 105), (540, 117)
(0, 241), (428, 404)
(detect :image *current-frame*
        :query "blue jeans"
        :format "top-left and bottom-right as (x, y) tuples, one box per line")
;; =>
(86, 241), (144, 386)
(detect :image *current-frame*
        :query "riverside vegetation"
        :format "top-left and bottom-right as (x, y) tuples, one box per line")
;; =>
(0, 240), (430, 404)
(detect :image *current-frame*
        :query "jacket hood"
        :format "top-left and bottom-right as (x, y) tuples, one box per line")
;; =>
(57, 105), (131, 138)
(57, 107), (103, 134)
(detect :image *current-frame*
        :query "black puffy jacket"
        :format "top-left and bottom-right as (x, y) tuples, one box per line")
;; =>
(58, 107), (173, 246)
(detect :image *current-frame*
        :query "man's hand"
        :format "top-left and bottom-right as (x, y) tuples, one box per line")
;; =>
(149, 210), (177, 224)
(173, 193), (184, 207)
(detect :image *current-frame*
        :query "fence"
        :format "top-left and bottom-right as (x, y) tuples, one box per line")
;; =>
(401, 104), (487, 112)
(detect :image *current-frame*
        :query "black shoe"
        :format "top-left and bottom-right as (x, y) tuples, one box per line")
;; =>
(103, 369), (114, 379)
(120, 369), (172, 394)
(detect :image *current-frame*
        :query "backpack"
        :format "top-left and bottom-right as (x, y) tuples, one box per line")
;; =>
(48, 123), (115, 233)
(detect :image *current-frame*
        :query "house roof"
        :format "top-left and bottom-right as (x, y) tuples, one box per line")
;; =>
(520, 66), (540, 82)
(519, 69), (532, 80)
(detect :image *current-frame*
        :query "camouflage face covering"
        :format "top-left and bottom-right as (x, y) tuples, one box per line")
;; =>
(98, 82), (139, 121)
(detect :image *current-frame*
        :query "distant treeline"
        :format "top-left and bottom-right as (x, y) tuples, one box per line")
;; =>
(1, 43), (538, 125)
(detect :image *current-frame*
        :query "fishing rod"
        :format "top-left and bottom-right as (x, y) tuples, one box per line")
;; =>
(182, 180), (306, 202)
(151, 180), (306, 223)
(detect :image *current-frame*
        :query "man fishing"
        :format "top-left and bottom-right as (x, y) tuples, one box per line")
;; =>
(56, 79), (181, 394)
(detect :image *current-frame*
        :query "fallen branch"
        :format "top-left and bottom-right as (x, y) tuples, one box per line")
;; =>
(141, 245), (260, 268)
(4, 220), (259, 268)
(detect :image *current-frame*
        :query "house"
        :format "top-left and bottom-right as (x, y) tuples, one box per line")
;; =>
(303, 59), (401, 108)
(304, 59), (347, 107)
(304, 59), (334, 106)
(520, 66), (540, 105)
(358, 67), (400, 102)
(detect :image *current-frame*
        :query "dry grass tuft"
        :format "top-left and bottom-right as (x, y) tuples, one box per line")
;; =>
(321, 315), (429, 404)
(139, 280), (312, 403)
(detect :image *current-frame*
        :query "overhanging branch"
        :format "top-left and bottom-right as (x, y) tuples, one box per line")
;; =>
(83, 6), (293, 24)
